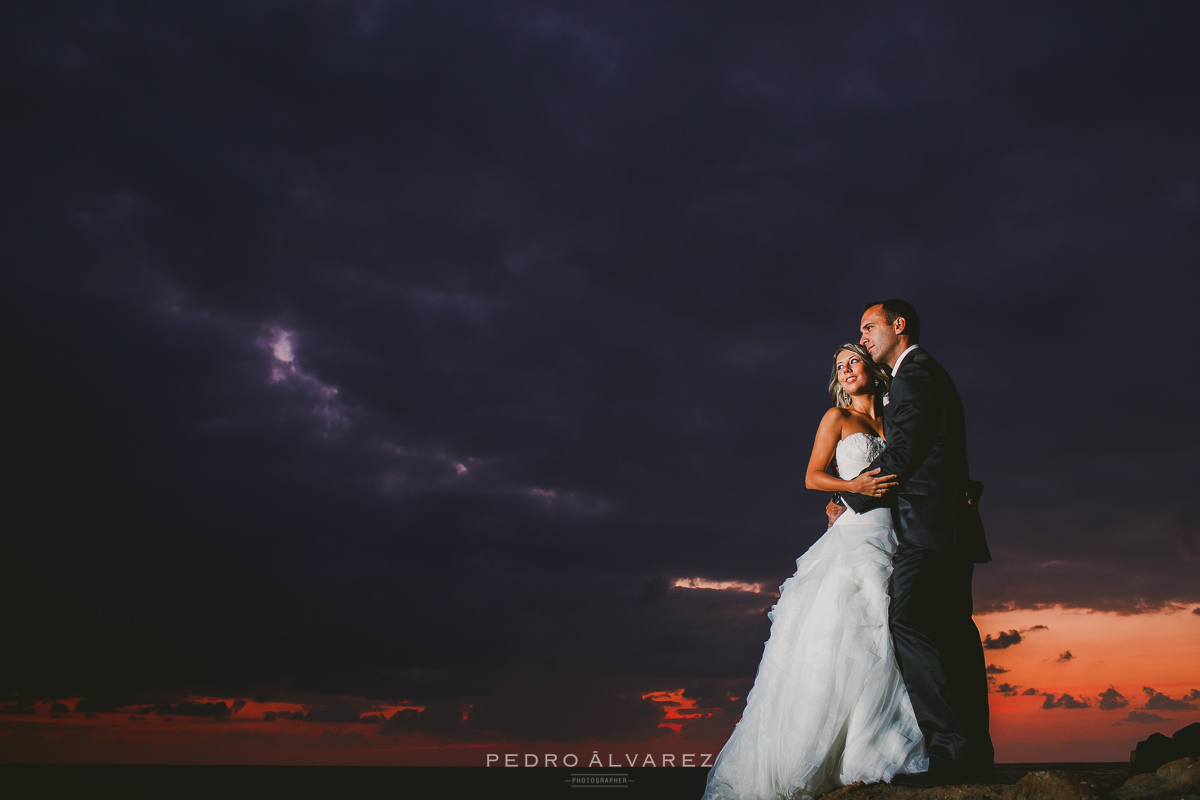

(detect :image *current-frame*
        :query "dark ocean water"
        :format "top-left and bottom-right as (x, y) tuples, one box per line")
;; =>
(0, 763), (1132, 799)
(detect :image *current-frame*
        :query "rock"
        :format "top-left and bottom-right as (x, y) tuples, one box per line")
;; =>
(1112, 757), (1200, 800)
(820, 781), (924, 800)
(1176, 723), (1200, 752)
(1130, 722), (1200, 775)
(819, 771), (1096, 800)
(1131, 732), (1177, 776)
(1010, 770), (1099, 800)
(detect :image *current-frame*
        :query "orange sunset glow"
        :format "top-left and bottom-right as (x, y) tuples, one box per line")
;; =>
(3, 605), (1195, 766)
(972, 606), (1200, 762)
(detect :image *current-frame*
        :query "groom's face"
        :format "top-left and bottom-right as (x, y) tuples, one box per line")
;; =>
(860, 305), (902, 367)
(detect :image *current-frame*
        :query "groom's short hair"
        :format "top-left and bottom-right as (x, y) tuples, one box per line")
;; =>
(864, 299), (920, 342)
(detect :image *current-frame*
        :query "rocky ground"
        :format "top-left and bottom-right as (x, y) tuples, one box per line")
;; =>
(820, 721), (1200, 800)
(823, 757), (1198, 800)
(0, 759), (1196, 799)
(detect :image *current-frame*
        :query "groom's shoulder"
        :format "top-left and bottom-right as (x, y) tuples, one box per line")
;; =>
(895, 348), (935, 379)
(904, 349), (964, 398)
(909, 347), (935, 364)
(892, 349), (952, 394)
(905, 348), (945, 377)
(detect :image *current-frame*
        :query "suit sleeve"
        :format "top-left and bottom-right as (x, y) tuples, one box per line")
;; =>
(842, 360), (937, 511)
(841, 487), (882, 513)
(870, 361), (936, 483)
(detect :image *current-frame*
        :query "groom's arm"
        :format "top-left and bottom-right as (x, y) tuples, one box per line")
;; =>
(870, 361), (937, 483)
(843, 362), (938, 512)
(841, 488), (883, 513)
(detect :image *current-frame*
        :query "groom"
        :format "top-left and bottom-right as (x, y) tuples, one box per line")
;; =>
(840, 299), (994, 786)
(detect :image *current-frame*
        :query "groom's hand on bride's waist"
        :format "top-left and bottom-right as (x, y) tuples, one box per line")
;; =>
(826, 498), (846, 528)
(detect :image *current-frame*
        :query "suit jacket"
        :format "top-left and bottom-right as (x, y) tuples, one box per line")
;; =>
(842, 348), (990, 563)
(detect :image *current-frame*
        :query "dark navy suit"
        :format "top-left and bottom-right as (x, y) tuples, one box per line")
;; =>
(842, 347), (994, 771)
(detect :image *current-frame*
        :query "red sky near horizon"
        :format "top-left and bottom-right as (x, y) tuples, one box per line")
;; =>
(4, 605), (1197, 766)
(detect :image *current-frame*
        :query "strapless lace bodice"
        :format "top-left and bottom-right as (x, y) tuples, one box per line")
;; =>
(836, 431), (885, 481)
(833, 432), (890, 526)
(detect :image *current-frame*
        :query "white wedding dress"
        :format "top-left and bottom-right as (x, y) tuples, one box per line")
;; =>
(702, 432), (927, 800)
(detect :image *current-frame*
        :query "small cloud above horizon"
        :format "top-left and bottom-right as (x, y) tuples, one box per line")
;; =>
(1042, 693), (1089, 710)
(1098, 687), (1129, 711)
(1142, 687), (1199, 711)
(982, 625), (1049, 651)
(983, 630), (1022, 650)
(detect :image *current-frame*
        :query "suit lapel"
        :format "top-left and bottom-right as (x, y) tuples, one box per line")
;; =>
(883, 348), (920, 434)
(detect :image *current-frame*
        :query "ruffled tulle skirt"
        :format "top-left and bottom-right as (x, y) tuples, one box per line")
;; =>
(702, 508), (927, 800)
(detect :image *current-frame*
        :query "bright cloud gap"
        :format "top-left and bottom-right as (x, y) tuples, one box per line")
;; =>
(261, 325), (351, 432)
(673, 577), (765, 594)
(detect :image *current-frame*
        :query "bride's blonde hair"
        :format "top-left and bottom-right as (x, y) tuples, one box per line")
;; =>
(827, 343), (891, 408)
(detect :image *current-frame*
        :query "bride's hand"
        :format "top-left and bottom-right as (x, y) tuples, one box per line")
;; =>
(848, 468), (898, 498)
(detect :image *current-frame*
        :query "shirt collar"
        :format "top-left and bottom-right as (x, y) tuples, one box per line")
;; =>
(890, 344), (920, 376)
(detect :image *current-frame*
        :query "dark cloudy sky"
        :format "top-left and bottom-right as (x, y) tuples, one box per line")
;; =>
(3, 2), (1199, 752)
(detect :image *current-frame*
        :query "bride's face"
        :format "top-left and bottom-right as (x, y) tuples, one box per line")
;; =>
(836, 350), (870, 395)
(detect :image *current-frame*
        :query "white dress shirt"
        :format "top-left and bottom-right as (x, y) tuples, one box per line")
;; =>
(890, 344), (920, 376)
(883, 345), (919, 406)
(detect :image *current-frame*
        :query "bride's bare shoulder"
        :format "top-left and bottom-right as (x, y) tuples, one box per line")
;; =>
(817, 406), (850, 431)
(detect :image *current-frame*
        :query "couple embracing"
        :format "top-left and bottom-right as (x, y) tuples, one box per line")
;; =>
(703, 300), (994, 800)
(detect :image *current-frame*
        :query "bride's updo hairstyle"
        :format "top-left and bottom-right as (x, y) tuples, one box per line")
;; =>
(827, 343), (891, 408)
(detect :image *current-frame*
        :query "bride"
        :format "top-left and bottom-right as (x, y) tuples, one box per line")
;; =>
(702, 343), (928, 800)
